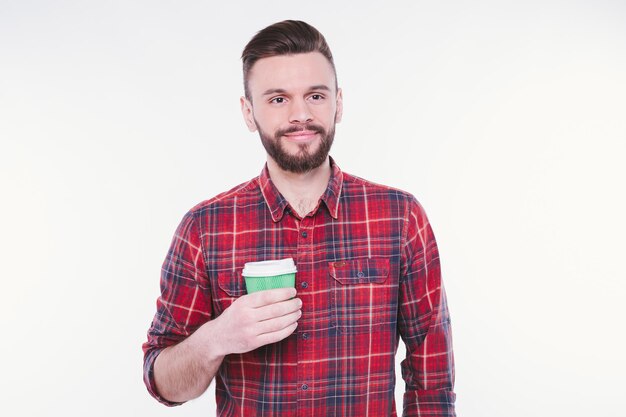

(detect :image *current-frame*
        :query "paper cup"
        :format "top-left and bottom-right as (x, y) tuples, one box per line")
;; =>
(242, 258), (297, 293)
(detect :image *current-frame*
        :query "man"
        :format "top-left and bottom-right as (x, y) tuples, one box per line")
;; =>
(143, 20), (455, 416)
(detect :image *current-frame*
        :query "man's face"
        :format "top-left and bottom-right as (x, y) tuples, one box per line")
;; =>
(241, 52), (343, 173)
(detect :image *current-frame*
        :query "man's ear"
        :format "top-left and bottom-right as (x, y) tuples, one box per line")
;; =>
(240, 96), (257, 132)
(335, 88), (343, 123)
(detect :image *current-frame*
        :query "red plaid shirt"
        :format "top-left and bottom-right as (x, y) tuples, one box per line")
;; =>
(143, 159), (456, 416)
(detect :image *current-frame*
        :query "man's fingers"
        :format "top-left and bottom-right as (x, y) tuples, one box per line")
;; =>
(256, 309), (302, 335)
(256, 321), (299, 347)
(220, 287), (301, 354)
(246, 287), (297, 308)
(255, 297), (302, 321)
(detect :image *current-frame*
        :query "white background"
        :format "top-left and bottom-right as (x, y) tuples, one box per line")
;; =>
(1, 1), (625, 416)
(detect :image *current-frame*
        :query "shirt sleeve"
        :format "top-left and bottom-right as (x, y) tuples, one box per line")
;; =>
(398, 198), (456, 417)
(142, 211), (213, 406)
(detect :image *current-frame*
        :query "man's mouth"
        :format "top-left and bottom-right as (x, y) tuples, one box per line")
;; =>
(279, 124), (325, 142)
(283, 130), (319, 141)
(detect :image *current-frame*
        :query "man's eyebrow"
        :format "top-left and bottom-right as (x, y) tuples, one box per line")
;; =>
(261, 85), (332, 96)
(262, 88), (287, 96)
(309, 84), (331, 92)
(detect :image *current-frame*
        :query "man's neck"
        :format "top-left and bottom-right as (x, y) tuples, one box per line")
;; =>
(267, 157), (332, 218)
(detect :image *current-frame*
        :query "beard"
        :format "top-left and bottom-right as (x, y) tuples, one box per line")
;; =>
(257, 121), (335, 174)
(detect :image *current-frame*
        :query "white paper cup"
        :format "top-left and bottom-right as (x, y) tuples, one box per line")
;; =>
(242, 258), (297, 293)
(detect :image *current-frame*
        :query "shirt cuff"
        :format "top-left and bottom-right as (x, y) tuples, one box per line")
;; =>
(143, 348), (185, 407)
(402, 389), (456, 417)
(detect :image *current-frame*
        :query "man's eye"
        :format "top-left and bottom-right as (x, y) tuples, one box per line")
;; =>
(271, 97), (285, 104)
(310, 94), (323, 100)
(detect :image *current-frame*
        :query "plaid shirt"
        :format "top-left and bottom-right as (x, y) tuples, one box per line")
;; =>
(143, 158), (455, 416)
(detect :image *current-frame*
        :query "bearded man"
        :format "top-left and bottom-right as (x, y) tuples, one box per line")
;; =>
(143, 20), (456, 417)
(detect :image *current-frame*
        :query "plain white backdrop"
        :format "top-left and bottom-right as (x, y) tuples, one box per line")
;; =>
(1, 1), (625, 416)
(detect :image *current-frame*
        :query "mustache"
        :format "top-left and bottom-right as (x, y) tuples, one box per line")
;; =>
(275, 124), (326, 137)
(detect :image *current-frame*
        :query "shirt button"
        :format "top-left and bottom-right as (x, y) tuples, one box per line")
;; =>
(301, 384), (309, 391)
(302, 332), (309, 340)
(357, 271), (365, 278)
(301, 282), (308, 289)
(301, 231), (308, 238)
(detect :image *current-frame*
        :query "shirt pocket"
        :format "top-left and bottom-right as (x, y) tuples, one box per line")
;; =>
(328, 258), (392, 334)
(215, 270), (246, 315)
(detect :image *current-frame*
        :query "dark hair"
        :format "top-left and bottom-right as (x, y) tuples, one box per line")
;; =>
(241, 20), (337, 99)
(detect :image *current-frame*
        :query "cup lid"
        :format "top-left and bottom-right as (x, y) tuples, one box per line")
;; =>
(242, 258), (297, 277)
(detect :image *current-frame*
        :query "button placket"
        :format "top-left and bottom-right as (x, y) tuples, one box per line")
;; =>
(295, 218), (314, 406)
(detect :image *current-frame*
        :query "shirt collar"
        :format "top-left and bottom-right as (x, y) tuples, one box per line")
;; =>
(259, 157), (344, 222)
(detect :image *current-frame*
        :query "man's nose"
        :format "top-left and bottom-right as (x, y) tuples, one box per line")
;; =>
(289, 98), (313, 124)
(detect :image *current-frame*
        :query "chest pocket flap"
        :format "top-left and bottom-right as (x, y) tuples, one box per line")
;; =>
(217, 269), (247, 297)
(329, 257), (390, 285)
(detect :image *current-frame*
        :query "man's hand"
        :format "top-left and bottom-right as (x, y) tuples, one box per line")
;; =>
(212, 287), (302, 355)
(153, 287), (300, 403)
